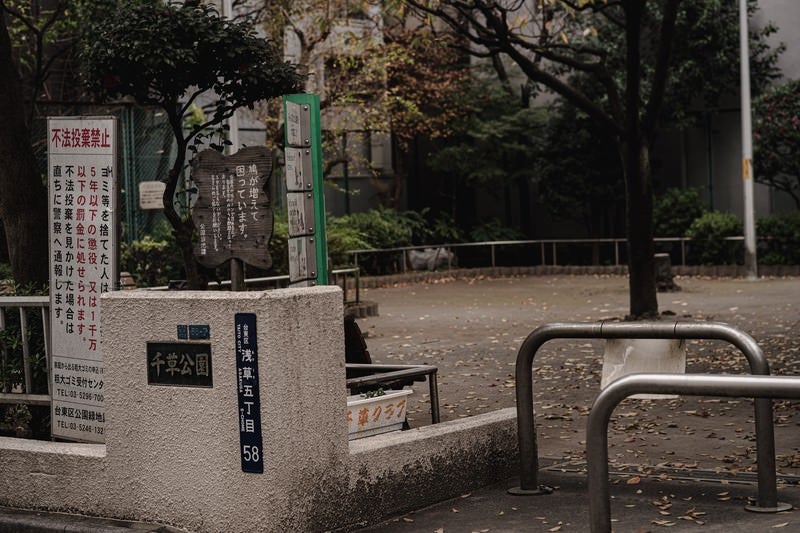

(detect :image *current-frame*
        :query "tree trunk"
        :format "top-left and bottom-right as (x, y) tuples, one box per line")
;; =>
(622, 0), (658, 319)
(163, 165), (207, 290)
(624, 141), (658, 319)
(0, 15), (49, 289)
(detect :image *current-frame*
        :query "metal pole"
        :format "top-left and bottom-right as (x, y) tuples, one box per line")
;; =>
(42, 306), (52, 397)
(681, 238), (686, 266)
(354, 268), (360, 304)
(587, 374), (796, 533)
(511, 321), (777, 507)
(429, 370), (440, 424)
(343, 133), (350, 215)
(0, 307), (7, 393)
(20, 309), (32, 394)
(739, 0), (758, 279)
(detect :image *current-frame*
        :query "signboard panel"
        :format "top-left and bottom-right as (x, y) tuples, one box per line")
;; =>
(191, 146), (273, 269)
(235, 313), (263, 474)
(286, 192), (315, 237)
(283, 94), (327, 286)
(138, 181), (166, 210)
(284, 147), (312, 192)
(288, 237), (317, 282)
(284, 101), (308, 147)
(48, 116), (118, 443)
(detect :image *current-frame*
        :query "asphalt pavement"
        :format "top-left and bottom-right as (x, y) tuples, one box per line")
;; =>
(2, 273), (799, 532)
(355, 463), (800, 532)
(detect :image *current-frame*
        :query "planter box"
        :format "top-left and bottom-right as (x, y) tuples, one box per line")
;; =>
(346, 389), (412, 440)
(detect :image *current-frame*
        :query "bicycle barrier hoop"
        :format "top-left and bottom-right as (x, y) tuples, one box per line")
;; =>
(511, 321), (780, 512)
(587, 373), (799, 533)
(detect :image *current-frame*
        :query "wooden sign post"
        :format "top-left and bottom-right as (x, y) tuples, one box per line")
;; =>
(191, 146), (274, 289)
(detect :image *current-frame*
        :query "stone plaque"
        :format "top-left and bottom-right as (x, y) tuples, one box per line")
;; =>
(146, 342), (213, 387)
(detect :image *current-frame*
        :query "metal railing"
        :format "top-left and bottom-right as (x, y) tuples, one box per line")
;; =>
(511, 321), (780, 512)
(587, 374), (798, 533)
(347, 236), (747, 270)
(155, 267), (362, 305)
(0, 296), (51, 407)
(346, 363), (440, 424)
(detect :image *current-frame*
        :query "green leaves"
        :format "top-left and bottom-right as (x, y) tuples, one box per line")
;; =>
(686, 211), (743, 265)
(754, 80), (800, 208)
(80, 0), (302, 110)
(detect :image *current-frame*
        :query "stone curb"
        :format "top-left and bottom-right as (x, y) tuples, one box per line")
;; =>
(0, 506), (185, 533)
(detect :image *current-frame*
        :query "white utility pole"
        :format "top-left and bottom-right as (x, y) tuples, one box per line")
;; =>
(739, 0), (758, 279)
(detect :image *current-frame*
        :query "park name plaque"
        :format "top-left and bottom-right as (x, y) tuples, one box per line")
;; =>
(146, 342), (213, 388)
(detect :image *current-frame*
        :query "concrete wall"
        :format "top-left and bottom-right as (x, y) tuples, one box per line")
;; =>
(0, 287), (518, 532)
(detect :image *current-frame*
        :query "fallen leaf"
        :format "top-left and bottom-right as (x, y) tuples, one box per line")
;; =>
(402, 517), (414, 523)
(627, 476), (642, 485)
(771, 523), (790, 528)
(652, 518), (676, 526)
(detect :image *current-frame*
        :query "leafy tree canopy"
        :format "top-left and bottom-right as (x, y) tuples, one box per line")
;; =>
(81, 0), (301, 124)
(754, 79), (800, 209)
(79, 0), (302, 288)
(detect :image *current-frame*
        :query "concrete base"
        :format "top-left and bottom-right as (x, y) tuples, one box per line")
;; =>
(0, 287), (517, 532)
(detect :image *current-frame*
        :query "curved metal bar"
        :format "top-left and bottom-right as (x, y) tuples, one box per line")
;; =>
(514, 321), (776, 508)
(587, 374), (799, 533)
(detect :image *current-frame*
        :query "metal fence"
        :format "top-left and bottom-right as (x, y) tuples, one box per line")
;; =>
(0, 296), (51, 407)
(347, 236), (748, 273)
(33, 103), (175, 246)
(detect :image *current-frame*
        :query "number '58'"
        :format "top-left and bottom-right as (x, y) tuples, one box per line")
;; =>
(243, 445), (260, 462)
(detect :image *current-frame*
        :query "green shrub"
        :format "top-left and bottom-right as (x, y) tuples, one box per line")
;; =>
(757, 211), (800, 265)
(267, 215), (289, 275)
(121, 220), (183, 287)
(425, 211), (465, 244)
(469, 218), (525, 242)
(336, 208), (415, 249)
(327, 216), (371, 267)
(654, 188), (706, 237)
(0, 262), (11, 281)
(686, 211), (743, 265)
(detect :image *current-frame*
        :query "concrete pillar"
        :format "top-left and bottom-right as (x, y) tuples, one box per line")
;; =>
(101, 286), (346, 532)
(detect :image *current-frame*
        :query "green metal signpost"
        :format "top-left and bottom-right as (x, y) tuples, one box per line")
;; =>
(283, 94), (328, 287)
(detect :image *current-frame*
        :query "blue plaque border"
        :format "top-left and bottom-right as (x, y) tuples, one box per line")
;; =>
(235, 313), (263, 473)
